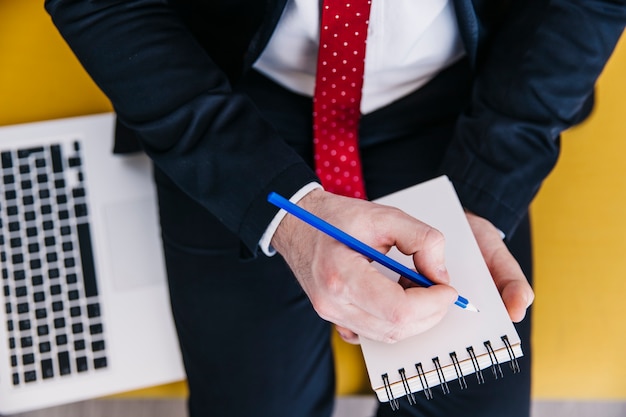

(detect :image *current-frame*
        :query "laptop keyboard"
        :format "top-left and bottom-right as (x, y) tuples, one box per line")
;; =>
(1, 139), (108, 386)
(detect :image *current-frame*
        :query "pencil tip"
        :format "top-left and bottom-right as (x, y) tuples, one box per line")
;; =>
(465, 302), (479, 312)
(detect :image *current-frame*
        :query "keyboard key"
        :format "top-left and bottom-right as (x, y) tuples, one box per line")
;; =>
(58, 351), (71, 375)
(74, 204), (88, 217)
(66, 273), (78, 284)
(68, 157), (81, 167)
(76, 356), (88, 372)
(18, 147), (44, 158)
(39, 341), (51, 353)
(77, 223), (98, 297)
(20, 336), (33, 348)
(92, 340), (106, 352)
(1, 151), (13, 168)
(53, 318), (66, 329)
(72, 323), (83, 334)
(32, 275), (44, 286)
(87, 303), (101, 318)
(37, 324), (49, 336)
(52, 301), (64, 312)
(24, 370), (37, 383)
(50, 145), (64, 173)
(94, 357), (107, 369)
(56, 334), (68, 345)
(89, 323), (103, 335)
(22, 353), (35, 365)
(74, 340), (86, 351)
(42, 358), (54, 379)
(70, 306), (81, 317)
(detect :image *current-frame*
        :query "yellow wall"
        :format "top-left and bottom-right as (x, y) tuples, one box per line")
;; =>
(531, 34), (626, 399)
(2, 0), (626, 401)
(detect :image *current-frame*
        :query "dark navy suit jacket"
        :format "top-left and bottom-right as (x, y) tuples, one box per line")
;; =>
(45, 0), (625, 256)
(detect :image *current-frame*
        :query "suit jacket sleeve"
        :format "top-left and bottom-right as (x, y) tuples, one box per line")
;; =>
(441, 0), (626, 237)
(45, 0), (319, 258)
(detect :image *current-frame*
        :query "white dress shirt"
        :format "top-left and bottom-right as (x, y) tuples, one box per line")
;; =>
(254, 0), (465, 114)
(256, 0), (466, 255)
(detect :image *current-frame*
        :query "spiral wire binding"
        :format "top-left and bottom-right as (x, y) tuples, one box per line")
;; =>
(432, 357), (450, 395)
(502, 335), (520, 373)
(450, 352), (468, 389)
(398, 368), (416, 405)
(415, 363), (433, 400)
(466, 346), (485, 384)
(484, 340), (504, 379)
(382, 373), (399, 411)
(380, 335), (521, 411)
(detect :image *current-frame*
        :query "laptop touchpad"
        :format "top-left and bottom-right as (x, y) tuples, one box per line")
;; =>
(102, 198), (166, 291)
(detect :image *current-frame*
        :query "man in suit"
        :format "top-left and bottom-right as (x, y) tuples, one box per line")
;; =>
(45, 0), (625, 416)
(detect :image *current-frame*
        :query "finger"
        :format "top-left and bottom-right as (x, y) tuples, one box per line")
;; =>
(327, 271), (458, 343)
(501, 279), (535, 322)
(379, 208), (450, 285)
(335, 325), (360, 344)
(466, 212), (534, 321)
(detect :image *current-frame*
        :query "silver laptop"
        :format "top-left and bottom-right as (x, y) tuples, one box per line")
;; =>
(0, 113), (185, 414)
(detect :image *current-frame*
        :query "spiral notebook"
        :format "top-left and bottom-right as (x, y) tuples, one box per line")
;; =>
(361, 176), (523, 408)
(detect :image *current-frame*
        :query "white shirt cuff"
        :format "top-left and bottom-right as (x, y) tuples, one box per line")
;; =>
(258, 182), (323, 256)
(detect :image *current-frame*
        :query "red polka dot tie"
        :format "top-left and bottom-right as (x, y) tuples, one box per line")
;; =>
(313, 0), (372, 199)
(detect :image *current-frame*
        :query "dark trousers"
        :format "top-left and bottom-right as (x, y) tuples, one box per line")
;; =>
(154, 59), (532, 417)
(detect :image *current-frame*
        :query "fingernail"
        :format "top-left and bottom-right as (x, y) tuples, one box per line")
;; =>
(437, 265), (450, 283)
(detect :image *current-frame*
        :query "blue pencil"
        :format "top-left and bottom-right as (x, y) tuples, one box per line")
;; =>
(267, 192), (478, 312)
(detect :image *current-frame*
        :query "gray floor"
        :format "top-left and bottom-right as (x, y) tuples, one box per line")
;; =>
(5, 397), (626, 417)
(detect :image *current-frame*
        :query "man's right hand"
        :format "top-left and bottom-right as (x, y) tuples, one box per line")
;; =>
(270, 189), (458, 344)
